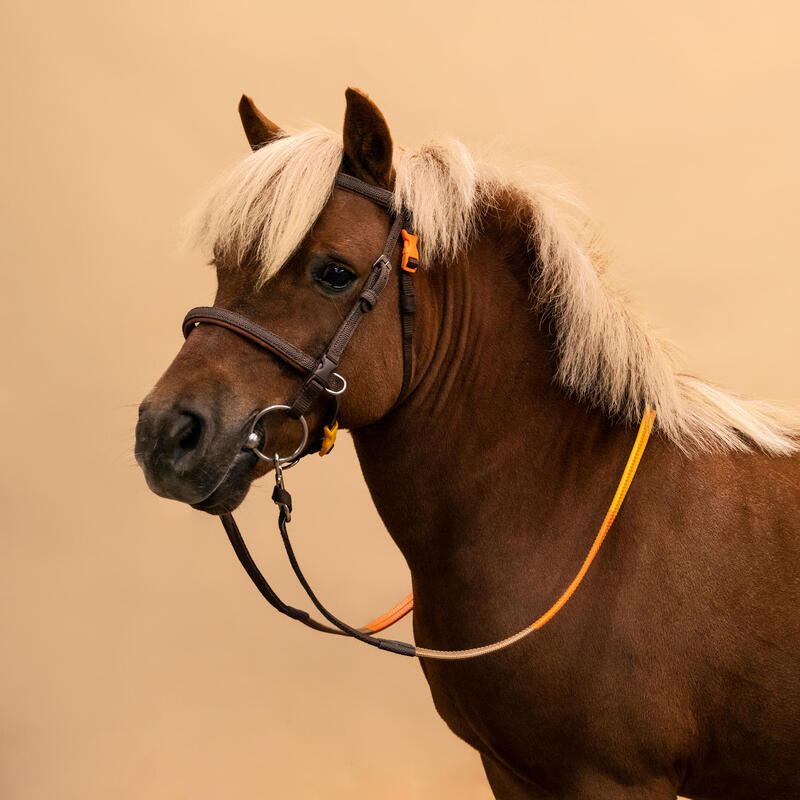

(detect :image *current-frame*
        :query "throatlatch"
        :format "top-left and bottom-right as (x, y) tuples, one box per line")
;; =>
(183, 168), (656, 660)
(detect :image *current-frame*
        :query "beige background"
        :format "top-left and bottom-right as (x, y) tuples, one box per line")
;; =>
(2, 2), (799, 798)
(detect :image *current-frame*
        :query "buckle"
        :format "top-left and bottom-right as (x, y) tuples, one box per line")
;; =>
(372, 254), (391, 272)
(272, 464), (293, 521)
(309, 354), (340, 390)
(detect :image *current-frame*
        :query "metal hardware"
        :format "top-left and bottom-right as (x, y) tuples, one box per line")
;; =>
(245, 405), (309, 465)
(325, 373), (348, 396)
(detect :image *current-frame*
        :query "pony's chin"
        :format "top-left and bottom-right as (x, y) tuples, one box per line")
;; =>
(190, 481), (251, 515)
(189, 451), (260, 515)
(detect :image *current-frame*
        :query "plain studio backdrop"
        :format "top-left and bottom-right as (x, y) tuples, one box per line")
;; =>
(2, 2), (799, 798)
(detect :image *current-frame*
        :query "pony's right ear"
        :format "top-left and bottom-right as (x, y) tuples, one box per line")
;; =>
(238, 95), (282, 150)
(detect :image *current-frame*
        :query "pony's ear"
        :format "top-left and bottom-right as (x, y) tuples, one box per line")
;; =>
(238, 94), (282, 151)
(342, 88), (393, 188)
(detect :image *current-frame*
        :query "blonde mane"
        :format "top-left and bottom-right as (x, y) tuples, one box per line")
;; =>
(186, 127), (800, 456)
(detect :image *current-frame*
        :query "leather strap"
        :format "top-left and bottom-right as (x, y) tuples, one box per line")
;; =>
(276, 507), (417, 656)
(220, 512), (347, 635)
(334, 173), (394, 209)
(182, 306), (337, 384)
(287, 213), (404, 418)
(398, 266), (416, 399)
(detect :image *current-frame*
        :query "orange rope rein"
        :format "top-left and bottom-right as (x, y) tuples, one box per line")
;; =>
(360, 593), (414, 634)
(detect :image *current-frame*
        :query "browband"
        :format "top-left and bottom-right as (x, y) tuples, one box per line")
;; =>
(334, 173), (394, 208)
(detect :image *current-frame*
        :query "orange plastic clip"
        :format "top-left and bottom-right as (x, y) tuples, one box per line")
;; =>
(319, 421), (338, 456)
(400, 229), (419, 273)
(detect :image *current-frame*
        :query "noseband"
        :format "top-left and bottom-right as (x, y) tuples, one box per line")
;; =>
(182, 170), (657, 660)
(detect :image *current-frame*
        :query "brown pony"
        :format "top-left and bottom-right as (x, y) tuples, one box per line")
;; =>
(136, 89), (800, 799)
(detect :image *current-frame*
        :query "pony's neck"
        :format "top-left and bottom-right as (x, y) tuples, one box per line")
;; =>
(352, 200), (640, 582)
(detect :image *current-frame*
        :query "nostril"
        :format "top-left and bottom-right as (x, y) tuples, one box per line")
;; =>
(164, 411), (206, 464)
(178, 416), (203, 452)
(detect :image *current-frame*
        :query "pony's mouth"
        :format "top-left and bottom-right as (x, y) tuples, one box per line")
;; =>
(136, 402), (305, 515)
(190, 449), (261, 515)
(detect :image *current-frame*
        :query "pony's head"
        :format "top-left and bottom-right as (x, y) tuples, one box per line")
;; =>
(136, 89), (411, 514)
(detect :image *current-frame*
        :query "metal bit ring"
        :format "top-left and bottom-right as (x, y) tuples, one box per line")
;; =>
(245, 405), (309, 466)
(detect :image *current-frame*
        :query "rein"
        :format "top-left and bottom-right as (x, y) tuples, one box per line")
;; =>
(182, 170), (657, 660)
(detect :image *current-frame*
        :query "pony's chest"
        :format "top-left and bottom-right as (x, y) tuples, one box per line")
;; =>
(416, 633), (567, 767)
(411, 600), (652, 779)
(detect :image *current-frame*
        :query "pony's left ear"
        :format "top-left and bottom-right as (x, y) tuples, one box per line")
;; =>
(238, 94), (282, 150)
(342, 88), (393, 188)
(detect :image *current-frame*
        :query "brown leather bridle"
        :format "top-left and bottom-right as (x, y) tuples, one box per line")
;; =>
(182, 171), (422, 656)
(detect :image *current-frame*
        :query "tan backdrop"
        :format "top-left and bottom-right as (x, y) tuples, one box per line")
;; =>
(2, 2), (798, 798)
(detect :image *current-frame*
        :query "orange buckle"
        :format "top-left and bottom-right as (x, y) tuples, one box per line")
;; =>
(319, 420), (338, 456)
(400, 229), (419, 273)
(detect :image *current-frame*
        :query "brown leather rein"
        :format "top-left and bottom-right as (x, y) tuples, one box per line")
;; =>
(182, 170), (656, 660)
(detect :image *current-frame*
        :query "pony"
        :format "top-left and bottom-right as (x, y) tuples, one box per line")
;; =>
(136, 88), (800, 799)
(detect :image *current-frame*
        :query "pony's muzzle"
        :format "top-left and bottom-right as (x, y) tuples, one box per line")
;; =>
(136, 400), (218, 503)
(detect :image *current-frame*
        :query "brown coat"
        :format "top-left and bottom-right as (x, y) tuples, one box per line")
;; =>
(137, 90), (800, 799)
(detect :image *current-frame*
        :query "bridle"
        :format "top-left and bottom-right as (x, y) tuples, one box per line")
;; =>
(183, 171), (422, 654)
(182, 169), (657, 660)
(183, 172), (418, 461)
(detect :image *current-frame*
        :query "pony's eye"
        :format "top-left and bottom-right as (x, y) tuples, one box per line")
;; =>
(314, 261), (356, 292)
